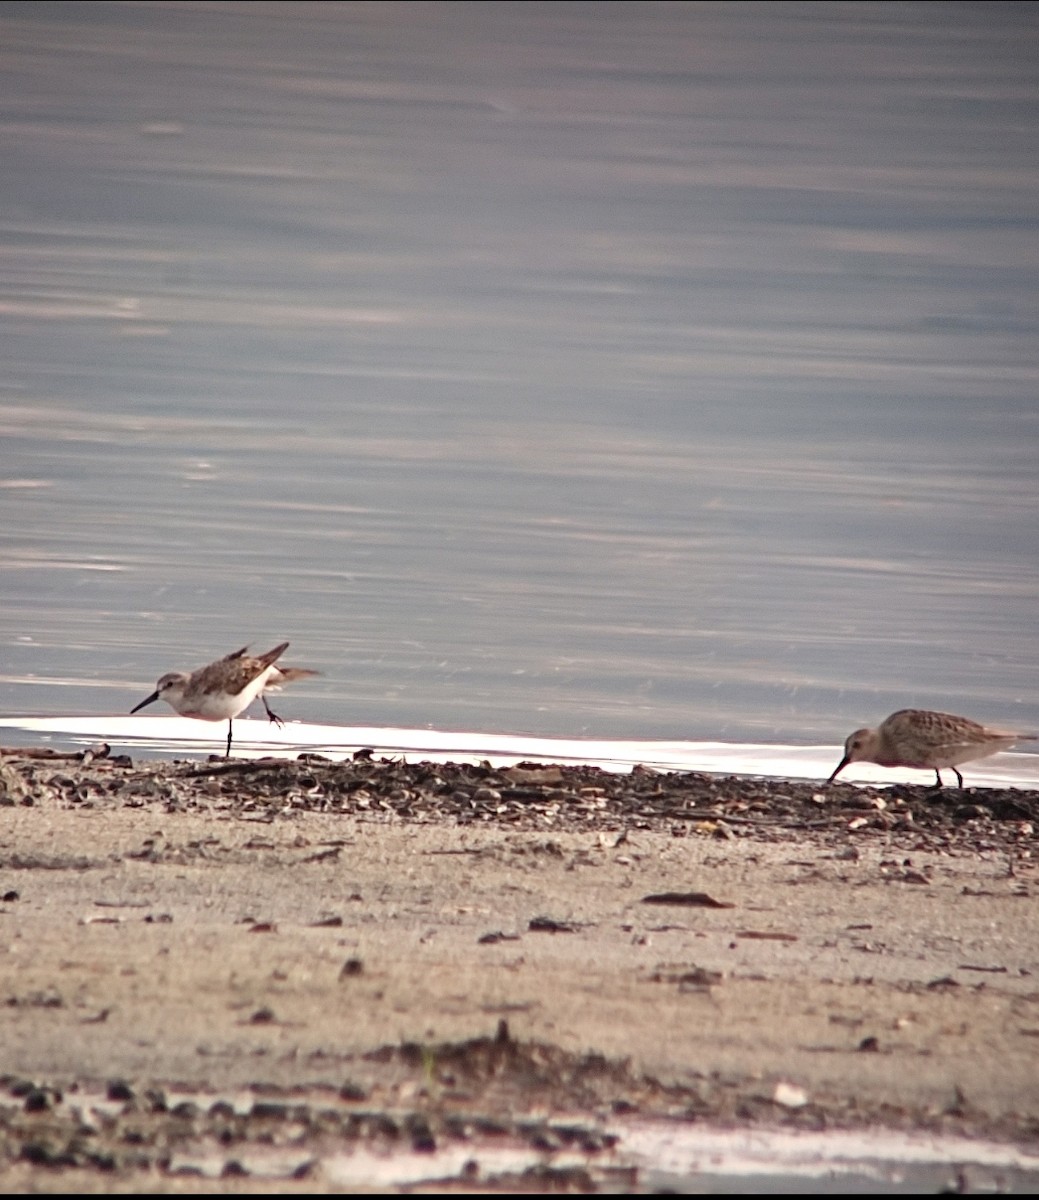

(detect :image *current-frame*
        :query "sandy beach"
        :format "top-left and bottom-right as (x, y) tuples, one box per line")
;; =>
(0, 746), (1036, 1190)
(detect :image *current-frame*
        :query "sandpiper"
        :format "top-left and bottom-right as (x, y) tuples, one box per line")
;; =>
(828, 708), (1035, 788)
(131, 643), (319, 757)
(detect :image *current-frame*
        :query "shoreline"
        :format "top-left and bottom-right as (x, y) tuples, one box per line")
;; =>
(1, 747), (1037, 1190)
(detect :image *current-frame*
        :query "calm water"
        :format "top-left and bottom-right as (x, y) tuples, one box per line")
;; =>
(2, 1), (1038, 749)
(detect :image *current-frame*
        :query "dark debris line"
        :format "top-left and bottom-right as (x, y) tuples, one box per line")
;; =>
(1, 1022), (1038, 1183)
(0, 749), (1036, 852)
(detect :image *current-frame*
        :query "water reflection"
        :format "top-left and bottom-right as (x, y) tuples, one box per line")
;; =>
(1, 3), (1037, 746)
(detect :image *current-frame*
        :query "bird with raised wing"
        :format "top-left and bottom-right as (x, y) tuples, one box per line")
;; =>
(131, 643), (319, 757)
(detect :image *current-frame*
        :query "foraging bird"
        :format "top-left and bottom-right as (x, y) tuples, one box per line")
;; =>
(131, 643), (319, 757)
(828, 708), (1035, 788)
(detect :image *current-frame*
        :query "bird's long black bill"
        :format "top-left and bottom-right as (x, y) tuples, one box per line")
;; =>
(130, 691), (160, 714)
(827, 756), (850, 784)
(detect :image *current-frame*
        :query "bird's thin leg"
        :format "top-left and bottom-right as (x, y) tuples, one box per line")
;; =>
(262, 695), (285, 727)
(931, 769), (944, 789)
(225, 719), (233, 758)
(953, 766), (964, 788)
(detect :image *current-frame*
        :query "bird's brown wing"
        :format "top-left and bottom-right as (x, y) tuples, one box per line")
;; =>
(270, 666), (320, 683)
(191, 643), (289, 699)
(256, 642), (290, 668)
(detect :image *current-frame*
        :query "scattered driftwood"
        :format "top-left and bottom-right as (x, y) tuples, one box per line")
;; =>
(1, 744), (110, 762)
(0, 751), (1034, 857)
(641, 891), (735, 908)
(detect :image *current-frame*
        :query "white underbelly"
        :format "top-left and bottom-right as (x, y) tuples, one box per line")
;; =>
(182, 669), (274, 721)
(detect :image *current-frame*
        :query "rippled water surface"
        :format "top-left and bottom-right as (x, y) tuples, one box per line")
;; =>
(2, 1), (1038, 750)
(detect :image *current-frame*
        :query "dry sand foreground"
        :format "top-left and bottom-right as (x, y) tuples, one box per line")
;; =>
(0, 747), (1037, 1191)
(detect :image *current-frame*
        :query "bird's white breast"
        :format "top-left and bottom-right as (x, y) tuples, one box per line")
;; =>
(176, 665), (279, 721)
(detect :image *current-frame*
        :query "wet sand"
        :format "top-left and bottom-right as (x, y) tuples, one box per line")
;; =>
(0, 748), (1037, 1191)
